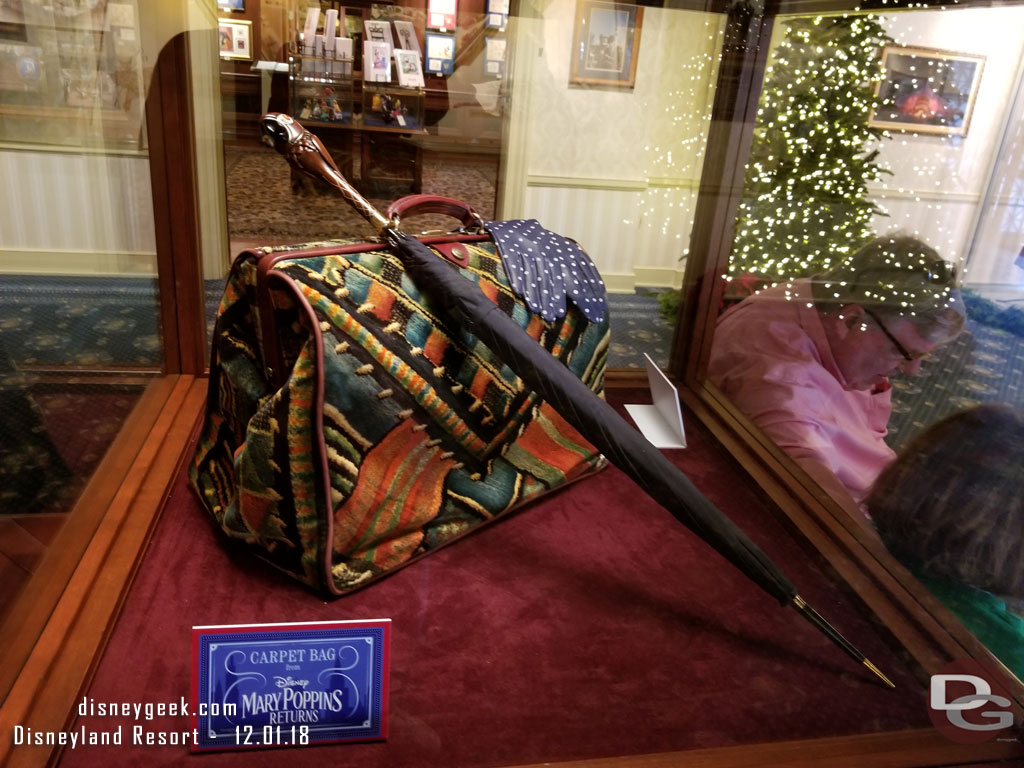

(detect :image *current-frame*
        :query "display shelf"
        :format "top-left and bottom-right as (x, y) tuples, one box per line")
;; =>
(361, 82), (425, 131)
(289, 51), (355, 125)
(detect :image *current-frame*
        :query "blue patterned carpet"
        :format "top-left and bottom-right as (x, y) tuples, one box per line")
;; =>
(605, 291), (675, 369)
(888, 320), (1024, 450)
(0, 275), (669, 370)
(0, 276), (164, 368)
(0, 276), (223, 369)
(0, 275), (1018, 451)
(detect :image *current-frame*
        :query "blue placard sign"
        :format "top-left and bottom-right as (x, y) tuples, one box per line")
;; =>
(191, 619), (390, 751)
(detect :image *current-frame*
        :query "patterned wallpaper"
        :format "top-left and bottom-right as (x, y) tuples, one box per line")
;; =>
(523, 4), (724, 184)
(504, 3), (725, 288)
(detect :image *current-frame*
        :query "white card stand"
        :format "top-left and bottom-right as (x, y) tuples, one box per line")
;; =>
(624, 353), (687, 449)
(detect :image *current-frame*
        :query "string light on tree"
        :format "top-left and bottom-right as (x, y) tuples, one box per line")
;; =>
(627, 23), (724, 250)
(729, 14), (893, 285)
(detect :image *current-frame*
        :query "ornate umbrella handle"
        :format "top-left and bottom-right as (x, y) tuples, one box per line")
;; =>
(260, 113), (391, 233)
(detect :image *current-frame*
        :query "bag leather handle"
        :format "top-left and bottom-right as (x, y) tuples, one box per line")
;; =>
(385, 195), (482, 228)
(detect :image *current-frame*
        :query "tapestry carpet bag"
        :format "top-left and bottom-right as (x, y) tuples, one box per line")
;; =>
(190, 196), (610, 596)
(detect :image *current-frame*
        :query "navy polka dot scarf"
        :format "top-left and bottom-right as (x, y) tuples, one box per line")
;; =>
(483, 219), (607, 324)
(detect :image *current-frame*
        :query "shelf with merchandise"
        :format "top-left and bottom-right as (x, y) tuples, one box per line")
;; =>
(288, 51), (355, 125)
(360, 82), (425, 132)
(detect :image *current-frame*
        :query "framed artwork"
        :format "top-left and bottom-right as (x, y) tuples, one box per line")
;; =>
(427, 0), (457, 31)
(218, 19), (252, 60)
(485, 0), (508, 29)
(216, 0), (245, 11)
(394, 20), (420, 55)
(484, 36), (505, 77)
(395, 49), (425, 87)
(424, 32), (454, 75)
(568, 0), (643, 89)
(0, 42), (43, 92)
(869, 45), (985, 137)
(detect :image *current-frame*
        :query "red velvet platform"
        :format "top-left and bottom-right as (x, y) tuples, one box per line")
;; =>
(57, 392), (930, 766)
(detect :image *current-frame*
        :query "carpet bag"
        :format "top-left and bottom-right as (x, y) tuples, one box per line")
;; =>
(190, 195), (610, 596)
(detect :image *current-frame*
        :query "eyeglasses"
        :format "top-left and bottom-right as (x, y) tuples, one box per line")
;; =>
(863, 307), (920, 362)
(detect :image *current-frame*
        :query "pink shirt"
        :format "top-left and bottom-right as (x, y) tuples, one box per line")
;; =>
(707, 279), (895, 504)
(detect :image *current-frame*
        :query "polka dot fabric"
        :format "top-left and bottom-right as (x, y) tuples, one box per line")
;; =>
(483, 219), (607, 324)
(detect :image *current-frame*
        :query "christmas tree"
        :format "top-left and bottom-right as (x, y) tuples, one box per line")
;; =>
(728, 14), (892, 284)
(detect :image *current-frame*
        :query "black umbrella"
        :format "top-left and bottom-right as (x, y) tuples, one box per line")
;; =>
(260, 113), (893, 688)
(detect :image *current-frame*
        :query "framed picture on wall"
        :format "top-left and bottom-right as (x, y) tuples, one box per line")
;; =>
(427, 0), (457, 31)
(485, 0), (508, 29)
(216, 0), (246, 11)
(0, 42), (43, 91)
(424, 32), (455, 75)
(568, 0), (643, 89)
(484, 36), (505, 76)
(869, 45), (985, 137)
(218, 19), (252, 60)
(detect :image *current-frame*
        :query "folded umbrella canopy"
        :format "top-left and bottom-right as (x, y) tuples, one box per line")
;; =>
(260, 113), (893, 688)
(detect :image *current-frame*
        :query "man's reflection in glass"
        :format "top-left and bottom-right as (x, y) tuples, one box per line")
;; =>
(708, 234), (965, 507)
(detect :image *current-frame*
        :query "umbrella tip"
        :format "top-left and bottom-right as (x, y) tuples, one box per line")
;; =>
(791, 594), (896, 689)
(863, 658), (896, 689)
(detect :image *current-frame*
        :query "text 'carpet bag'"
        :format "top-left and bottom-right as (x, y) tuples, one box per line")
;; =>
(190, 196), (610, 596)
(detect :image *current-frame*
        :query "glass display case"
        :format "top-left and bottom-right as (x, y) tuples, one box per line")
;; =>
(10, 0), (1024, 765)
(360, 82), (425, 130)
(0, 0), (146, 149)
(288, 47), (354, 125)
(356, 82), (426, 193)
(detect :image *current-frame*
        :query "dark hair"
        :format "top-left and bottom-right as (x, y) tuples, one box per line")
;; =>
(815, 233), (965, 341)
(866, 404), (1024, 597)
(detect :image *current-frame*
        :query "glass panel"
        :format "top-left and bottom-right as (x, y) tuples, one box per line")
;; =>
(0, 0), (146, 150)
(214, 1), (713, 371)
(216, 0), (509, 328)
(500, 2), (724, 369)
(706, 6), (1024, 679)
(74, 0), (1003, 759)
(0, 0), (160, 632)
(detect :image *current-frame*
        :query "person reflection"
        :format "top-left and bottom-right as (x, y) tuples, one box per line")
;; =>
(866, 404), (1024, 678)
(708, 234), (965, 507)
